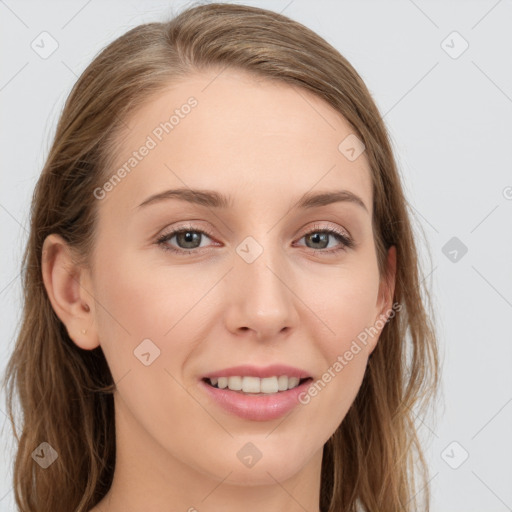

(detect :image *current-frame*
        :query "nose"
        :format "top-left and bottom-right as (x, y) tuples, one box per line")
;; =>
(223, 242), (300, 341)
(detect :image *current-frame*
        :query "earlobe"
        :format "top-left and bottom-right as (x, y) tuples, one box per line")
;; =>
(41, 234), (99, 350)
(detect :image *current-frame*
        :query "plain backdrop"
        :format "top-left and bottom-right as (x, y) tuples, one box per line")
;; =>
(1, 0), (511, 510)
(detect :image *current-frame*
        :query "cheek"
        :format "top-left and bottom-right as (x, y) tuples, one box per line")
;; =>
(308, 261), (381, 355)
(91, 252), (204, 434)
(330, 283), (379, 351)
(92, 249), (212, 378)
(301, 263), (380, 422)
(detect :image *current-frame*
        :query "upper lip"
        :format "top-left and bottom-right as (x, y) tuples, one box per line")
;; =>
(202, 364), (312, 380)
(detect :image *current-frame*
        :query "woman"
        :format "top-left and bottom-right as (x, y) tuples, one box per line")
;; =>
(2, 3), (439, 511)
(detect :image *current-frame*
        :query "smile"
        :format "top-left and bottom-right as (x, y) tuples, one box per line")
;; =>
(204, 375), (310, 394)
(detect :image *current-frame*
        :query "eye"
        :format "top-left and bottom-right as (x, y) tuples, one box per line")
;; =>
(295, 223), (354, 254)
(156, 224), (217, 255)
(155, 222), (354, 255)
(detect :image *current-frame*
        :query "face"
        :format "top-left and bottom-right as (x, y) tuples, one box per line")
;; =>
(79, 69), (394, 486)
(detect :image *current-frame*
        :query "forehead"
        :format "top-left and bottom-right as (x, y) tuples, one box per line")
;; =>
(102, 68), (372, 213)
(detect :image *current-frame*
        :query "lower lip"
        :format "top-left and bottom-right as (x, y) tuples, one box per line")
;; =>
(199, 379), (313, 421)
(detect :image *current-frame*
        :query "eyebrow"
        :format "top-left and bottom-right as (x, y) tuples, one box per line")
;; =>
(136, 187), (368, 213)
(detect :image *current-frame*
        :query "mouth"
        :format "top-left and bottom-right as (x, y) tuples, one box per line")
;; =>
(201, 375), (313, 395)
(199, 366), (314, 421)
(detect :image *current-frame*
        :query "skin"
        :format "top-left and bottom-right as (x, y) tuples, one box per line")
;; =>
(42, 68), (396, 512)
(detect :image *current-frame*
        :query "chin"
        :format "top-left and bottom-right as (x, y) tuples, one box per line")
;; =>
(198, 446), (314, 487)
(224, 464), (305, 487)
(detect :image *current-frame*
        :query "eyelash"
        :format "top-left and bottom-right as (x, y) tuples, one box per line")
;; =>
(155, 223), (355, 256)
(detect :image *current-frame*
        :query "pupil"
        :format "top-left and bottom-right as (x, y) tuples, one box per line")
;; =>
(179, 231), (200, 248)
(309, 232), (327, 249)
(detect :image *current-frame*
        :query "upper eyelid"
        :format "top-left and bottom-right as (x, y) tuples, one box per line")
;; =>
(158, 222), (350, 238)
(157, 222), (353, 246)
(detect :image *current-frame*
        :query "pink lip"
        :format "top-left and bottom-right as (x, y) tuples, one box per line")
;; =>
(199, 377), (313, 422)
(202, 364), (311, 380)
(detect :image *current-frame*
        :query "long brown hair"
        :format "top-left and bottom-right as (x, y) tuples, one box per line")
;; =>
(2, 3), (439, 511)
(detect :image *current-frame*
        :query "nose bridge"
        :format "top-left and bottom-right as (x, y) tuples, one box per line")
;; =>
(225, 231), (298, 337)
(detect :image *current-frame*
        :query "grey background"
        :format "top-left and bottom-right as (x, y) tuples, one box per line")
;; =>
(1, 0), (511, 510)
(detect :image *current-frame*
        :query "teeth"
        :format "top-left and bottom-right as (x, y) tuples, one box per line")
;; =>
(242, 376), (260, 393)
(277, 375), (288, 391)
(260, 377), (278, 394)
(228, 376), (242, 391)
(207, 375), (305, 394)
(288, 377), (300, 388)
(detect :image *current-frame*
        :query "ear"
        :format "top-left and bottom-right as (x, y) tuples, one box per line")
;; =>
(41, 234), (99, 350)
(368, 245), (397, 355)
(377, 245), (397, 316)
